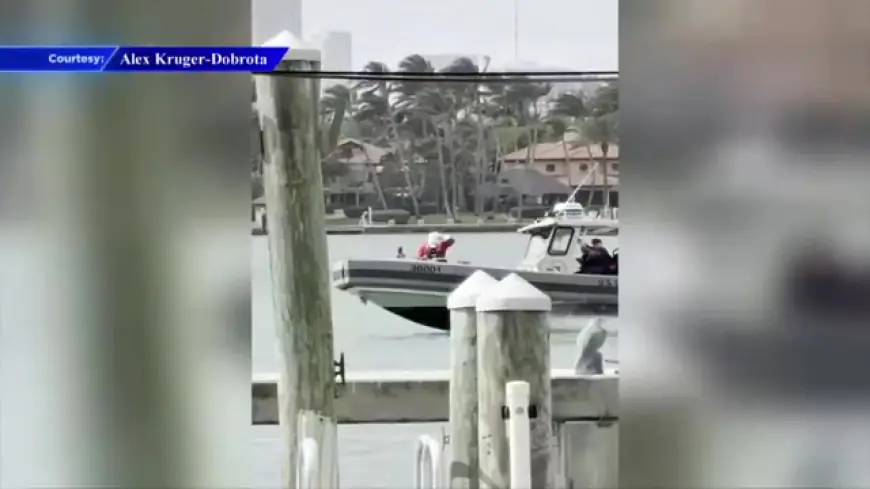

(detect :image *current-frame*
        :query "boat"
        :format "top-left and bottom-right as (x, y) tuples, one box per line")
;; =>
(331, 201), (618, 331)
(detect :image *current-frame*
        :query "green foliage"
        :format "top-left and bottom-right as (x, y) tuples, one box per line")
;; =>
(314, 55), (619, 213)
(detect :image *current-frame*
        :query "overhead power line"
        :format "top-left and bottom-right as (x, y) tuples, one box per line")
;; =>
(252, 70), (618, 83)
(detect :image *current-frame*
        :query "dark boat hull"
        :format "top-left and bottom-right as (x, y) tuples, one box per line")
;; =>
(333, 259), (618, 331)
(384, 304), (618, 331)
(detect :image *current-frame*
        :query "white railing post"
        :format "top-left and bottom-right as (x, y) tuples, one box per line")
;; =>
(296, 437), (319, 489)
(415, 434), (444, 489)
(506, 381), (532, 489)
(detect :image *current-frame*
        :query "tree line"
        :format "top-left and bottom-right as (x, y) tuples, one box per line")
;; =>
(252, 55), (618, 218)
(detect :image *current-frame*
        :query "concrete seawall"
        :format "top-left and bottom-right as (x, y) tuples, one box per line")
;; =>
(252, 222), (529, 236)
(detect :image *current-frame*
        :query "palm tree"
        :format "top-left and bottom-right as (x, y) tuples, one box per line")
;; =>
(551, 87), (619, 209)
(549, 91), (592, 192)
(319, 84), (351, 158)
(441, 57), (485, 215)
(320, 83), (388, 208)
(414, 90), (456, 216)
(393, 55), (460, 216)
(354, 61), (421, 216)
(339, 55), (618, 217)
(582, 84), (619, 210)
(590, 82), (618, 114)
(486, 77), (551, 215)
(580, 114), (618, 210)
(395, 55), (439, 213)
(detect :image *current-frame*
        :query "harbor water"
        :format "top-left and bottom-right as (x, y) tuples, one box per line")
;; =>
(252, 232), (618, 487)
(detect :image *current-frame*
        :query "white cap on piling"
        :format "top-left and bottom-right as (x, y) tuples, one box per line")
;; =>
(475, 273), (552, 312)
(505, 380), (531, 407)
(262, 30), (321, 63)
(447, 270), (498, 310)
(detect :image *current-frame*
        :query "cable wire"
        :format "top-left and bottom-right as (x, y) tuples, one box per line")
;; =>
(252, 70), (618, 83)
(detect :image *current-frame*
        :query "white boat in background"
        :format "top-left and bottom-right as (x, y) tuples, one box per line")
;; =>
(332, 200), (618, 331)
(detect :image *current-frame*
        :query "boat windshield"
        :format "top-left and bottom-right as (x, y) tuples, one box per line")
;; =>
(521, 226), (552, 264)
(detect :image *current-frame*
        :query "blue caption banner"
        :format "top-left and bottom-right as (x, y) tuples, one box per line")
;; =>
(0, 46), (290, 72)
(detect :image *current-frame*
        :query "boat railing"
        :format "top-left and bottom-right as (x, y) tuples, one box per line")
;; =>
(414, 434), (445, 489)
(296, 437), (319, 489)
(358, 207), (374, 227)
(551, 207), (618, 220)
(602, 207), (618, 219)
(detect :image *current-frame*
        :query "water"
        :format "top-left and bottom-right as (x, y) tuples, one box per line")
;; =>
(252, 233), (618, 487)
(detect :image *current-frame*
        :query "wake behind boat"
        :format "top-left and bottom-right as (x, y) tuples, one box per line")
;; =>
(332, 202), (619, 331)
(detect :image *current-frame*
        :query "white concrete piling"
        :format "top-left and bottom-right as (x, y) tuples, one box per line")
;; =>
(447, 270), (499, 489)
(256, 31), (338, 489)
(476, 273), (553, 489)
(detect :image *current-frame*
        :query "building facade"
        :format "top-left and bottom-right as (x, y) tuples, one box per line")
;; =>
(312, 31), (353, 90)
(252, 0), (303, 44)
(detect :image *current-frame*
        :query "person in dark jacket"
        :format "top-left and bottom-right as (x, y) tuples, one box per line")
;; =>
(607, 248), (618, 275)
(577, 238), (614, 274)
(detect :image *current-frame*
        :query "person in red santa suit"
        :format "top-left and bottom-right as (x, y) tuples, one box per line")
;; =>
(416, 232), (455, 261)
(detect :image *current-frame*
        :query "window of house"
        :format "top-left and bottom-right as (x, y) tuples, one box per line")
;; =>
(579, 163), (588, 171)
(545, 163), (556, 172)
(611, 162), (619, 171)
(547, 226), (574, 256)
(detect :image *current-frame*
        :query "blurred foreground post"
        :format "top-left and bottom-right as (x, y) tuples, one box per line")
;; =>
(254, 32), (338, 489)
(476, 274), (553, 489)
(446, 270), (498, 489)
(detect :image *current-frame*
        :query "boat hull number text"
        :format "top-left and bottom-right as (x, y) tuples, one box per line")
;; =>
(412, 264), (442, 273)
(597, 279), (617, 288)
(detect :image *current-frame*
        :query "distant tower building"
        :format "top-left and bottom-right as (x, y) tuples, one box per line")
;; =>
(312, 31), (353, 90)
(252, 0), (303, 44)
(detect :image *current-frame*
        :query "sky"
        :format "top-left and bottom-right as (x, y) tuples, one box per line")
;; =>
(272, 0), (617, 71)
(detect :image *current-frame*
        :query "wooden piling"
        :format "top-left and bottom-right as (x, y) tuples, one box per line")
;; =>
(446, 270), (499, 489)
(255, 32), (337, 489)
(476, 273), (553, 489)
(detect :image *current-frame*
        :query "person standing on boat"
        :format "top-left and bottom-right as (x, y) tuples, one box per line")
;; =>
(417, 231), (455, 261)
(433, 234), (455, 260)
(577, 238), (613, 274)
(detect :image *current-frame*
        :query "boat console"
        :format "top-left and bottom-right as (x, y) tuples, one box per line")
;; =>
(517, 207), (618, 275)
